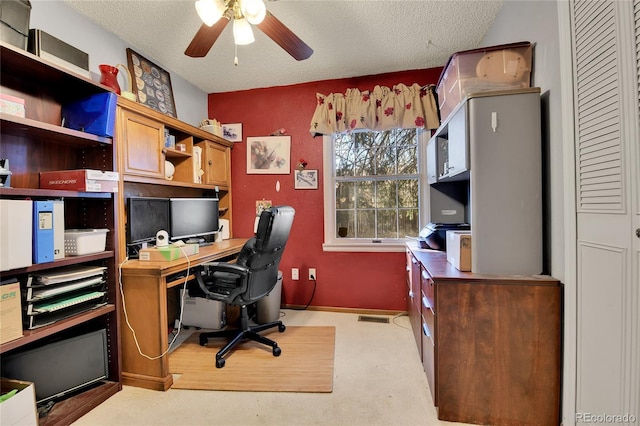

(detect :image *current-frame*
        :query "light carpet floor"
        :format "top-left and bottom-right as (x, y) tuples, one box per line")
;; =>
(73, 309), (470, 426)
(169, 326), (335, 392)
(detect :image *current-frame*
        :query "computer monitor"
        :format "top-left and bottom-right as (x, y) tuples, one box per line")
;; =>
(126, 196), (170, 245)
(169, 197), (219, 243)
(2, 329), (109, 403)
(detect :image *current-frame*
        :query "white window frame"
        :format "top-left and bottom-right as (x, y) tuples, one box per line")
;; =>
(322, 131), (429, 252)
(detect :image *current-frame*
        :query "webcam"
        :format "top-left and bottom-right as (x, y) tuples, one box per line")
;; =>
(156, 230), (169, 247)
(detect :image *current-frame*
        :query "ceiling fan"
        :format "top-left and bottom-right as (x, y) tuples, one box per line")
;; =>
(185, 0), (313, 61)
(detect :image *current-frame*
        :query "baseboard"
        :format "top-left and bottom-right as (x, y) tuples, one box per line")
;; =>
(281, 304), (406, 317)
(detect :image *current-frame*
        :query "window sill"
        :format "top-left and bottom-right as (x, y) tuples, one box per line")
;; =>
(322, 241), (407, 253)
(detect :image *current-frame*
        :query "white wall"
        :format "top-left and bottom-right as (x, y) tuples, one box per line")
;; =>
(480, 0), (565, 282)
(29, 1), (207, 128)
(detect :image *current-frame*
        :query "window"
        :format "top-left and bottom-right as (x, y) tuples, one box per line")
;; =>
(323, 128), (427, 252)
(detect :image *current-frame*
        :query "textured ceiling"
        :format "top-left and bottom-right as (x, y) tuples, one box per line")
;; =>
(64, 0), (503, 93)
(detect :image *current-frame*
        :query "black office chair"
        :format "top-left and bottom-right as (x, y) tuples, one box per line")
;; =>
(193, 205), (295, 368)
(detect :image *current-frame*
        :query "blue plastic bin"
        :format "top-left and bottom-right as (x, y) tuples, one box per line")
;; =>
(62, 92), (117, 137)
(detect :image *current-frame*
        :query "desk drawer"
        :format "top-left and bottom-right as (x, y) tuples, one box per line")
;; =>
(421, 311), (436, 404)
(421, 290), (436, 347)
(421, 268), (436, 315)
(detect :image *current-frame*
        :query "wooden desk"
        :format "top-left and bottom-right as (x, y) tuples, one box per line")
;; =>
(119, 238), (247, 390)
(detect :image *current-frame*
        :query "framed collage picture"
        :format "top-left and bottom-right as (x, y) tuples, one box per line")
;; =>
(126, 48), (177, 118)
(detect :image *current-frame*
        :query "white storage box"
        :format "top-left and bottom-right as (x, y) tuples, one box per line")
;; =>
(0, 199), (32, 271)
(64, 228), (108, 256)
(446, 231), (472, 271)
(0, 379), (37, 426)
(180, 289), (226, 329)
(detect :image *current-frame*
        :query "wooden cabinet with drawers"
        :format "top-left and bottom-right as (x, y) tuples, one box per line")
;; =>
(406, 242), (562, 425)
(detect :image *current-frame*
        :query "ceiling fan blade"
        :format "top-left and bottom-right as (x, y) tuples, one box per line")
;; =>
(185, 19), (230, 58)
(256, 11), (313, 61)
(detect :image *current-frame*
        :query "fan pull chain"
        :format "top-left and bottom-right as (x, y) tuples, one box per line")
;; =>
(234, 44), (239, 66)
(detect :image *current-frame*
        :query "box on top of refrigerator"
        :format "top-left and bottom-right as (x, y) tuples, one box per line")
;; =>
(436, 41), (532, 121)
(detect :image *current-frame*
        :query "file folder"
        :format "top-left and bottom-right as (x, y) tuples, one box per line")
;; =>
(27, 265), (106, 286)
(53, 200), (65, 260)
(32, 200), (54, 264)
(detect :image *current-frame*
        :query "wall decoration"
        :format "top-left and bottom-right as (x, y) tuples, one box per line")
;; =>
(256, 199), (272, 215)
(294, 169), (318, 189)
(246, 136), (291, 174)
(126, 48), (177, 118)
(222, 123), (242, 142)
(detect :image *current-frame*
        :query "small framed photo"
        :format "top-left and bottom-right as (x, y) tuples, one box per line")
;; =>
(247, 136), (291, 174)
(222, 123), (242, 142)
(294, 169), (318, 189)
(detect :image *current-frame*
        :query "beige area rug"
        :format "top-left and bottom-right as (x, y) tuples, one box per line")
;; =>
(169, 326), (335, 392)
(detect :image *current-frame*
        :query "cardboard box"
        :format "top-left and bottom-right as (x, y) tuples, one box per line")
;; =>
(39, 169), (119, 193)
(0, 280), (23, 344)
(0, 379), (37, 426)
(139, 243), (199, 261)
(179, 289), (226, 329)
(0, 93), (26, 118)
(446, 231), (472, 271)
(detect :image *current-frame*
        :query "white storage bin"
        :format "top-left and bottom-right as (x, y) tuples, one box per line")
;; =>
(64, 229), (109, 256)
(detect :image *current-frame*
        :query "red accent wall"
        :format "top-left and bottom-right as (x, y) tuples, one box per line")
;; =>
(208, 67), (442, 311)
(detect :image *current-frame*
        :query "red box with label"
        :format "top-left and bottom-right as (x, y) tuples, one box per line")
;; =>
(39, 169), (119, 193)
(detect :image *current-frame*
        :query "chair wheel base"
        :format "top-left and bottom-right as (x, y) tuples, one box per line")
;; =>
(199, 335), (208, 346)
(278, 324), (286, 332)
(216, 358), (225, 368)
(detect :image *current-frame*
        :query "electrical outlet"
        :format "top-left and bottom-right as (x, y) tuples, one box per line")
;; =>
(309, 268), (316, 280)
(292, 268), (299, 280)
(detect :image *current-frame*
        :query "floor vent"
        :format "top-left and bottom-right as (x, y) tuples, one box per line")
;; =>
(358, 315), (390, 324)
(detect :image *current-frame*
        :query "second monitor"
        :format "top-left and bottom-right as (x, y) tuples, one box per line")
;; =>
(169, 197), (219, 244)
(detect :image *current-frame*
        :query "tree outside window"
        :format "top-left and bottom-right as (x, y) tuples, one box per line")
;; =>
(332, 128), (420, 241)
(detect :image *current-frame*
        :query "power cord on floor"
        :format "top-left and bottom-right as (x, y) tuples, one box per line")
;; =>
(289, 274), (317, 310)
(392, 311), (411, 329)
(119, 246), (191, 360)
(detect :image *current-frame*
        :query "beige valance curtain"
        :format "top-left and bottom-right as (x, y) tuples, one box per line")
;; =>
(309, 83), (439, 136)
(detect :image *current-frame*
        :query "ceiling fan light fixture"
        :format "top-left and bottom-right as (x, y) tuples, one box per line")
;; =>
(233, 17), (255, 45)
(240, 0), (266, 25)
(195, 0), (225, 26)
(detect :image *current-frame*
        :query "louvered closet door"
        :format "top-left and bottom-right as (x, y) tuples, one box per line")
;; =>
(570, 0), (639, 417)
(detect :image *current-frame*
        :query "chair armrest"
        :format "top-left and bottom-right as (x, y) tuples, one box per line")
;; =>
(195, 263), (250, 302)
(203, 262), (249, 277)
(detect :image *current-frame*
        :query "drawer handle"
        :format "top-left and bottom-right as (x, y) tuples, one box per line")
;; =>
(422, 323), (431, 338)
(421, 270), (429, 280)
(409, 291), (414, 299)
(422, 296), (431, 309)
